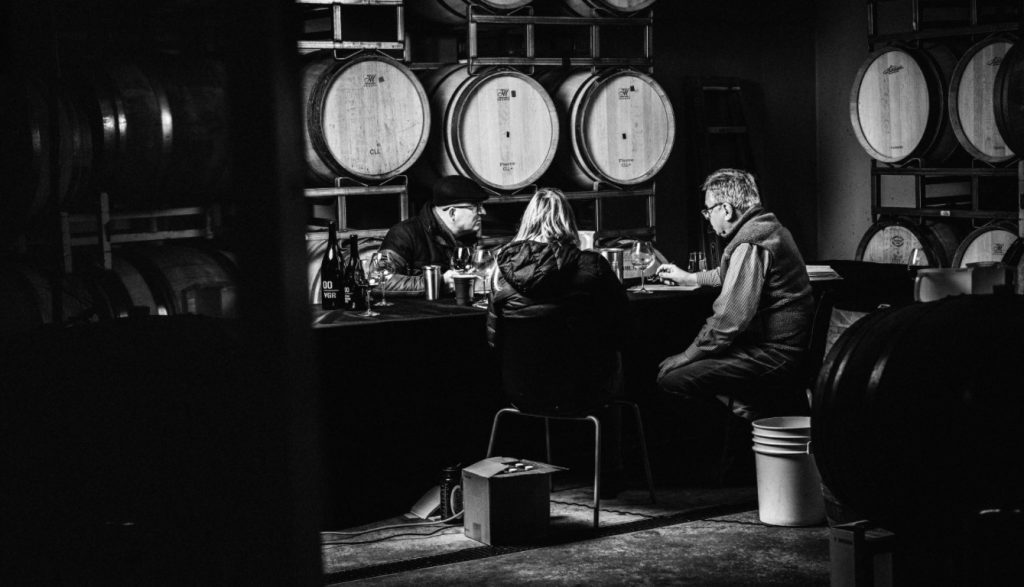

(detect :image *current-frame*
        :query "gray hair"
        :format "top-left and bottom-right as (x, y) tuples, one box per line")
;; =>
(512, 187), (580, 246)
(702, 168), (761, 212)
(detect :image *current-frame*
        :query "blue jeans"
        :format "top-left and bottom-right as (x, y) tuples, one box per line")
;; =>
(656, 344), (808, 422)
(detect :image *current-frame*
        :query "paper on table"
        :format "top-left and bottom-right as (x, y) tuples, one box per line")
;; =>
(641, 283), (700, 292)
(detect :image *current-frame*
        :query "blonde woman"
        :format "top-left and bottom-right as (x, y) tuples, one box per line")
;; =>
(485, 187), (631, 496)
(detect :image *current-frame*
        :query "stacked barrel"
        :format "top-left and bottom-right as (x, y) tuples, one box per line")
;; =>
(849, 35), (1022, 268)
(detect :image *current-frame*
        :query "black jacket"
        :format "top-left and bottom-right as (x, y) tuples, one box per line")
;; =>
(379, 204), (479, 295)
(486, 240), (630, 349)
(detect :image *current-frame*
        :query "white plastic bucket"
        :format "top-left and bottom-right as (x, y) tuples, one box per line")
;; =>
(751, 416), (825, 526)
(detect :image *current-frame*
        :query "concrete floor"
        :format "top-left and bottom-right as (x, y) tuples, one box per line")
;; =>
(322, 481), (831, 586)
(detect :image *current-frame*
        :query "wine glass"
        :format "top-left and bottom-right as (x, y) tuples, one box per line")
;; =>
(629, 241), (656, 294)
(469, 248), (496, 309)
(355, 259), (379, 317)
(451, 245), (472, 273)
(369, 251), (395, 307)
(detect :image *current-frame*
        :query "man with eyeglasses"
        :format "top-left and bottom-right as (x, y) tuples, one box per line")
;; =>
(378, 175), (489, 295)
(653, 169), (814, 473)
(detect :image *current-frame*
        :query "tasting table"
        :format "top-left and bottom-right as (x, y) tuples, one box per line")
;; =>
(312, 283), (718, 529)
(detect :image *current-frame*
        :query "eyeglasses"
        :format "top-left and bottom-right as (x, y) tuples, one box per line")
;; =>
(700, 202), (726, 219)
(446, 204), (485, 214)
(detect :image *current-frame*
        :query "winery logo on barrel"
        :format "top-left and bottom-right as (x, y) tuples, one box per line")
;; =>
(891, 235), (905, 247)
(363, 74), (384, 87)
(618, 87), (631, 100)
(497, 89), (515, 101)
(882, 64), (904, 75)
(987, 56), (1004, 67)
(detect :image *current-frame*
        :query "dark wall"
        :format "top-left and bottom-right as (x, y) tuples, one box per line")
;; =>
(652, 1), (819, 263)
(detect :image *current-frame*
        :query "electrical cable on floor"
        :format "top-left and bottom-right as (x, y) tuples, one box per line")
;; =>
(322, 524), (462, 546)
(322, 511), (464, 543)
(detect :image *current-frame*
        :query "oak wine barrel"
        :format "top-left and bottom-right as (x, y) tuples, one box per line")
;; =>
(994, 41), (1024, 155)
(948, 36), (1016, 163)
(812, 295), (1024, 578)
(302, 52), (430, 185)
(0, 76), (95, 241)
(561, 0), (656, 16)
(952, 221), (1019, 267)
(854, 218), (962, 266)
(850, 46), (960, 164)
(89, 243), (239, 319)
(541, 68), (675, 187)
(420, 65), (559, 192)
(0, 260), (97, 340)
(406, 0), (533, 26)
(75, 58), (228, 211)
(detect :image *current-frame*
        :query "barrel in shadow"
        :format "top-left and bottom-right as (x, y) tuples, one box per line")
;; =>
(0, 259), (97, 340)
(540, 68), (676, 188)
(406, 0), (533, 26)
(850, 45), (960, 164)
(0, 74), (94, 242)
(855, 217), (962, 266)
(949, 36), (1016, 163)
(994, 41), (1024, 156)
(418, 65), (559, 192)
(812, 295), (1024, 582)
(952, 220), (1019, 267)
(87, 243), (239, 319)
(72, 56), (228, 211)
(302, 52), (430, 185)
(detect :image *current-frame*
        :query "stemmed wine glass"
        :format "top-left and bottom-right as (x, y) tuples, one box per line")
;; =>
(469, 248), (496, 309)
(451, 245), (473, 274)
(629, 240), (656, 294)
(356, 259), (379, 317)
(369, 251), (395, 307)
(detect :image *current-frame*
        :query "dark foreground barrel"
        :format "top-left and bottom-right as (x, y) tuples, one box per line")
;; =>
(812, 295), (1024, 580)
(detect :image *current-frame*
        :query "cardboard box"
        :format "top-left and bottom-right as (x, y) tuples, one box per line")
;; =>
(462, 456), (565, 546)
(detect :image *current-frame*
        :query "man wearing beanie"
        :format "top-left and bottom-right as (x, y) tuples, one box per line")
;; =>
(378, 175), (489, 295)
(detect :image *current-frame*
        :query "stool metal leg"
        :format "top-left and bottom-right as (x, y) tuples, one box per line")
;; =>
(588, 414), (601, 528)
(487, 407), (520, 457)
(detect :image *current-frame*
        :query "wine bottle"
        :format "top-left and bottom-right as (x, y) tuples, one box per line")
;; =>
(319, 221), (343, 310)
(344, 234), (367, 311)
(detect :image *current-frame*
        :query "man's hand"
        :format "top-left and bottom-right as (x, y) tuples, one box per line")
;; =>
(442, 268), (458, 291)
(658, 352), (690, 379)
(655, 263), (698, 287)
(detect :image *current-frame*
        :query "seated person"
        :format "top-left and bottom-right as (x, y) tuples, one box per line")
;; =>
(655, 168), (814, 423)
(487, 188), (631, 494)
(379, 175), (489, 295)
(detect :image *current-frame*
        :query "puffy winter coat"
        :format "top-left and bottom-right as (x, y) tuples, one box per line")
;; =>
(486, 240), (631, 414)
